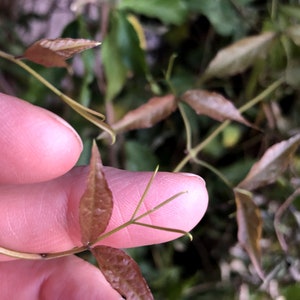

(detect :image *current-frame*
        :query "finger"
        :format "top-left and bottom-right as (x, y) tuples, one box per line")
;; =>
(0, 167), (208, 259)
(0, 255), (121, 299)
(0, 93), (82, 184)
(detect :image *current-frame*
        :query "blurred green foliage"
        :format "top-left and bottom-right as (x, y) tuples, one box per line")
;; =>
(1, 0), (300, 299)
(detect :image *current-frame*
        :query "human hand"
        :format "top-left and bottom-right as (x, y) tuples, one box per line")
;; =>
(0, 93), (208, 299)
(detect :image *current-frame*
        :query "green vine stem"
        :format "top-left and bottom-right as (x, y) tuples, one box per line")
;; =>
(173, 77), (285, 172)
(0, 50), (116, 143)
(178, 103), (193, 152)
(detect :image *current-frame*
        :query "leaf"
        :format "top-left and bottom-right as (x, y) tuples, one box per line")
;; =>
(234, 188), (264, 279)
(119, 12), (147, 74)
(125, 140), (158, 171)
(280, 4), (300, 21)
(101, 20), (127, 102)
(22, 38), (101, 68)
(187, 0), (249, 37)
(101, 11), (147, 101)
(202, 32), (276, 80)
(98, 94), (177, 138)
(286, 25), (300, 46)
(92, 245), (154, 300)
(238, 134), (300, 191)
(182, 89), (253, 127)
(79, 142), (113, 246)
(118, 0), (188, 25)
(102, 10), (147, 102)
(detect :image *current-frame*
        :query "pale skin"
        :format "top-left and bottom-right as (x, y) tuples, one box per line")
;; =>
(0, 93), (208, 299)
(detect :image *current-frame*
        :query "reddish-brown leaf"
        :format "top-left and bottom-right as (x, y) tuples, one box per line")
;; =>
(92, 245), (154, 300)
(234, 188), (264, 279)
(79, 142), (113, 246)
(22, 38), (101, 67)
(99, 94), (177, 138)
(238, 134), (300, 191)
(182, 89), (253, 127)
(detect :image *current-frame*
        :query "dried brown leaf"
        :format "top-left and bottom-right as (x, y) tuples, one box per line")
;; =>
(22, 38), (100, 67)
(182, 89), (253, 127)
(99, 94), (177, 138)
(202, 32), (276, 80)
(92, 245), (154, 300)
(238, 134), (300, 191)
(79, 142), (113, 245)
(234, 188), (264, 279)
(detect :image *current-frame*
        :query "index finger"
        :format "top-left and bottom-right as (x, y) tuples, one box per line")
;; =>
(0, 166), (208, 259)
(0, 93), (82, 184)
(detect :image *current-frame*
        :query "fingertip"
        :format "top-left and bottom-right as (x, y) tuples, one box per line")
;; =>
(99, 169), (209, 247)
(174, 172), (209, 230)
(146, 171), (209, 234)
(0, 93), (82, 183)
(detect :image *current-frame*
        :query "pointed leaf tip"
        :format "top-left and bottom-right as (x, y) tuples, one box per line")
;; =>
(238, 134), (300, 190)
(182, 89), (253, 127)
(79, 142), (113, 245)
(92, 246), (154, 300)
(22, 38), (101, 68)
(98, 94), (177, 139)
(114, 94), (177, 132)
(202, 32), (276, 79)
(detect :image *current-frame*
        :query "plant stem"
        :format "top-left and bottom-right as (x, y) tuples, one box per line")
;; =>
(130, 166), (159, 220)
(0, 50), (116, 143)
(193, 158), (233, 189)
(0, 244), (87, 260)
(178, 103), (193, 151)
(92, 190), (187, 245)
(173, 77), (285, 172)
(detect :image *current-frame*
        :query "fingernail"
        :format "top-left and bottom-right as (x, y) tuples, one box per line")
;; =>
(48, 111), (83, 149)
(181, 172), (206, 184)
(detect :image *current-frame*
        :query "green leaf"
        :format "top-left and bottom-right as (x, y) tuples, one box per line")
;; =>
(119, 0), (188, 25)
(186, 0), (251, 37)
(102, 11), (147, 102)
(92, 245), (154, 300)
(125, 140), (158, 171)
(79, 142), (113, 245)
(116, 11), (147, 74)
(280, 5), (300, 21)
(101, 15), (127, 102)
(282, 283), (300, 299)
